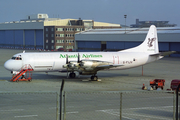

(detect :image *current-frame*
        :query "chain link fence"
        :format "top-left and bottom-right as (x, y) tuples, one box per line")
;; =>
(0, 92), (58, 120)
(0, 91), (178, 120)
(65, 91), (176, 120)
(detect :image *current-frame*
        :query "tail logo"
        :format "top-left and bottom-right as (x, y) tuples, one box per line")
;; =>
(147, 38), (156, 47)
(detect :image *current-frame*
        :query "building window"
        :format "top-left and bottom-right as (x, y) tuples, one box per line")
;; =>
(51, 40), (54, 43)
(75, 28), (83, 31)
(60, 34), (64, 37)
(56, 46), (64, 49)
(56, 28), (64, 31)
(51, 46), (54, 49)
(66, 34), (74, 37)
(51, 34), (54, 37)
(66, 40), (74, 43)
(56, 40), (64, 43)
(66, 28), (74, 31)
(46, 40), (48, 43)
(46, 28), (48, 31)
(46, 34), (48, 37)
(66, 46), (74, 49)
(51, 28), (54, 31)
(56, 34), (64, 37)
(46, 45), (48, 49)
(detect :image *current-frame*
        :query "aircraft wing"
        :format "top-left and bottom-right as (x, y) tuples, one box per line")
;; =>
(97, 64), (124, 69)
(79, 59), (124, 71)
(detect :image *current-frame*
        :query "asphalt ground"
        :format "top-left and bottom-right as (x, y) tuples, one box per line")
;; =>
(0, 49), (180, 120)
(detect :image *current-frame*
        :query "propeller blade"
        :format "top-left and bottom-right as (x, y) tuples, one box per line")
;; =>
(66, 54), (68, 64)
(66, 54), (69, 78)
(77, 53), (80, 63)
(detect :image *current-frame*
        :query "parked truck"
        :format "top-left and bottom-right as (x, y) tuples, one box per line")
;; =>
(170, 79), (180, 91)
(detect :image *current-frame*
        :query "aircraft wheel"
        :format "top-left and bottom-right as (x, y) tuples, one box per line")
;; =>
(28, 79), (32, 82)
(16, 80), (19, 82)
(69, 73), (76, 78)
(91, 76), (98, 81)
(91, 76), (94, 80)
(93, 76), (98, 81)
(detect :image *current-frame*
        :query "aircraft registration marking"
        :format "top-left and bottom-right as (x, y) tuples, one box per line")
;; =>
(123, 61), (133, 64)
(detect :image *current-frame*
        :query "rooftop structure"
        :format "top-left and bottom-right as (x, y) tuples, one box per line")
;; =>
(130, 19), (177, 28)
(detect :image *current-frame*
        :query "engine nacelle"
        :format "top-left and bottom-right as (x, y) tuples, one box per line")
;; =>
(84, 68), (94, 71)
(63, 64), (68, 68)
(63, 62), (78, 69)
(79, 61), (93, 68)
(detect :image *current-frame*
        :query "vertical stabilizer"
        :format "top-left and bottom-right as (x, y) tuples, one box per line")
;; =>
(121, 25), (159, 54)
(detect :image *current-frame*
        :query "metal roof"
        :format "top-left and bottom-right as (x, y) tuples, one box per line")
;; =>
(77, 27), (180, 35)
(75, 27), (180, 42)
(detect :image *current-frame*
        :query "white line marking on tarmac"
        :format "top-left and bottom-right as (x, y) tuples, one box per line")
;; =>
(14, 115), (38, 118)
(123, 113), (169, 120)
(97, 108), (171, 120)
(129, 106), (173, 110)
(0, 109), (24, 112)
(66, 111), (79, 114)
(96, 109), (134, 120)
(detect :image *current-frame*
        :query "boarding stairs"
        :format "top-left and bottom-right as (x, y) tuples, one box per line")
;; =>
(11, 64), (33, 82)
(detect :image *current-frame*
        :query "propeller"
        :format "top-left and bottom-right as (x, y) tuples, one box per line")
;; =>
(66, 54), (69, 78)
(66, 54), (68, 64)
(76, 53), (81, 78)
(77, 53), (80, 63)
(77, 53), (84, 67)
(63, 53), (81, 78)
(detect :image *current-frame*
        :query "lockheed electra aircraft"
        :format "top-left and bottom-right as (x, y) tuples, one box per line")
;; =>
(4, 25), (173, 81)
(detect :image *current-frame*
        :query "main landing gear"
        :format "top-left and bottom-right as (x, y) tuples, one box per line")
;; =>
(69, 72), (76, 78)
(91, 75), (98, 81)
(68, 72), (99, 81)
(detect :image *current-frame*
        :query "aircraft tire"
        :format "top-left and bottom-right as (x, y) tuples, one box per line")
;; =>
(69, 73), (76, 78)
(91, 76), (98, 81)
(91, 76), (94, 80)
(93, 76), (98, 81)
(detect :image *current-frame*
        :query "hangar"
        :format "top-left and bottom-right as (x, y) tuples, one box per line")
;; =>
(75, 27), (180, 57)
(0, 14), (121, 51)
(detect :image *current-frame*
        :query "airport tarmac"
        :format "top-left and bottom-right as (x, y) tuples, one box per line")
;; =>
(0, 49), (180, 120)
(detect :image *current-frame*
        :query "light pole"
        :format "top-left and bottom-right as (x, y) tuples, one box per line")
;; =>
(124, 15), (127, 34)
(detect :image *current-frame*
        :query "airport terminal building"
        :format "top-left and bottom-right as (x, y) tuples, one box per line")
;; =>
(75, 27), (180, 57)
(0, 14), (121, 51)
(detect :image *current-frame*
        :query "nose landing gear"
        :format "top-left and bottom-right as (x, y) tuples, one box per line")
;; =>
(69, 72), (76, 78)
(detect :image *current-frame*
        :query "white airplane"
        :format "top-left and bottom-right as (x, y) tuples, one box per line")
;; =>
(4, 25), (174, 81)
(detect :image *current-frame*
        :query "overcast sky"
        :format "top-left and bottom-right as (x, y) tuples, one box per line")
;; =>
(0, 0), (180, 26)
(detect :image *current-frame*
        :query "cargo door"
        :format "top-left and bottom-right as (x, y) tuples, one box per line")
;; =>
(113, 55), (119, 64)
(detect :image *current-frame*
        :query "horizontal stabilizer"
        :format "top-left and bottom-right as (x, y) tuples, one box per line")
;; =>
(160, 51), (176, 56)
(149, 53), (160, 56)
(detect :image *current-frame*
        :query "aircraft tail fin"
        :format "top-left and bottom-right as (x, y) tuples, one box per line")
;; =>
(121, 25), (159, 54)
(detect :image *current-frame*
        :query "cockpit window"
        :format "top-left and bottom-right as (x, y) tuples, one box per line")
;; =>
(11, 55), (22, 60)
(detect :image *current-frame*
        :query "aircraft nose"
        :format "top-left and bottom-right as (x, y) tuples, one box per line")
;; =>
(4, 60), (13, 71)
(4, 60), (22, 71)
